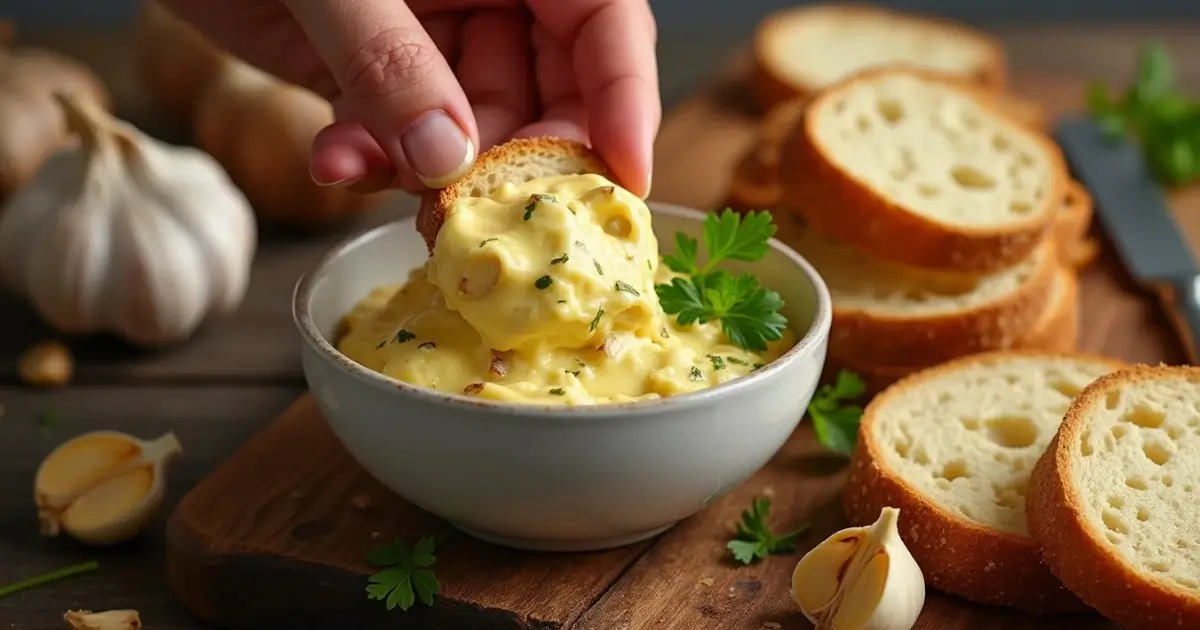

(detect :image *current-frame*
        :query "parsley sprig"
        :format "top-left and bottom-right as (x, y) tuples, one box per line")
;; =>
(655, 210), (787, 352)
(1087, 42), (1200, 186)
(808, 370), (866, 455)
(727, 497), (809, 565)
(366, 531), (453, 611)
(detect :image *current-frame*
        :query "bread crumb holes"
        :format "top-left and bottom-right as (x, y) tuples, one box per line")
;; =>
(1102, 510), (1129, 535)
(1126, 476), (1149, 491)
(1143, 441), (1172, 466)
(985, 416), (1037, 448)
(949, 165), (997, 190)
(1124, 404), (1165, 429)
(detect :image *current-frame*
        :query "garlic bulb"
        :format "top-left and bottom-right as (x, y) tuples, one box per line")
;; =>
(0, 92), (255, 347)
(792, 507), (925, 630)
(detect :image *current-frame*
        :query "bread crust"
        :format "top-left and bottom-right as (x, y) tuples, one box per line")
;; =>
(1054, 180), (1096, 269)
(723, 99), (805, 212)
(779, 65), (1066, 273)
(843, 350), (1125, 613)
(1027, 364), (1200, 628)
(827, 268), (1079, 392)
(415, 137), (611, 252)
(751, 3), (1007, 112)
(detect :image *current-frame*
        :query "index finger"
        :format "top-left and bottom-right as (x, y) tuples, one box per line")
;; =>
(526, 0), (661, 197)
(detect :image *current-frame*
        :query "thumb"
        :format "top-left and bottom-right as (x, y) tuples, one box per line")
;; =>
(284, 0), (478, 188)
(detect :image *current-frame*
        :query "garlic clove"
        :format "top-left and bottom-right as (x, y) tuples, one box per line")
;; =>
(791, 507), (925, 630)
(63, 609), (141, 630)
(35, 431), (181, 545)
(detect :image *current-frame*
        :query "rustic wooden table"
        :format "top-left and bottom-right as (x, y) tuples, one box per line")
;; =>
(2, 22), (1200, 630)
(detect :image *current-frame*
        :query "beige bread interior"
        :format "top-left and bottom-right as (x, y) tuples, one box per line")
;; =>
(781, 67), (1065, 272)
(771, 210), (1055, 365)
(845, 351), (1123, 612)
(1027, 365), (1200, 627)
(753, 4), (1004, 110)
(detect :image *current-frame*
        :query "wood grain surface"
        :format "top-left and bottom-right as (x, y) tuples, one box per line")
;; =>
(2, 22), (1199, 630)
(160, 60), (1192, 630)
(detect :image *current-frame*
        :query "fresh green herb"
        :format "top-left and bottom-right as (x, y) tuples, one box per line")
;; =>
(614, 280), (640, 296)
(593, 260), (604, 276)
(479, 238), (498, 247)
(418, 342), (436, 350)
(548, 388), (566, 396)
(727, 356), (748, 366)
(708, 355), (726, 371)
(589, 307), (604, 332)
(557, 300), (567, 304)
(726, 497), (809, 565)
(647, 259), (653, 271)
(366, 532), (454, 611)
(0, 561), (99, 600)
(808, 370), (867, 455)
(1087, 43), (1200, 186)
(394, 330), (416, 344)
(523, 193), (555, 221)
(551, 253), (569, 265)
(655, 210), (787, 352)
(535, 275), (554, 290)
(689, 366), (704, 382)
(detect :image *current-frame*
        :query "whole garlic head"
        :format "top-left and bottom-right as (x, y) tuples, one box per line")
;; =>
(0, 92), (255, 347)
(792, 507), (925, 630)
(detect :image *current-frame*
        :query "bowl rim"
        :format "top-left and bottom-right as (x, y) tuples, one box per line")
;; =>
(292, 200), (832, 419)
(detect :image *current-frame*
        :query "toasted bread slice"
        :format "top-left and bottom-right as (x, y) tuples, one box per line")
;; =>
(828, 266), (1079, 392)
(724, 99), (806, 212)
(844, 351), (1124, 612)
(1027, 365), (1200, 627)
(779, 66), (1066, 272)
(1054, 179), (1097, 269)
(992, 93), (1047, 131)
(416, 137), (611, 251)
(752, 3), (1006, 111)
(771, 210), (1056, 366)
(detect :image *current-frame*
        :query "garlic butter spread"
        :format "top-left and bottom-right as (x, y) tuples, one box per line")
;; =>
(337, 173), (794, 405)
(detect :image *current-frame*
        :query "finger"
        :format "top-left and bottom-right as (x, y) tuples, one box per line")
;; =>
(513, 101), (589, 143)
(455, 9), (536, 152)
(526, 0), (661, 197)
(309, 121), (399, 192)
(519, 26), (588, 142)
(283, 0), (478, 189)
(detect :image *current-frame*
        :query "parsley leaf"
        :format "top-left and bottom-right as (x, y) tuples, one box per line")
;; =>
(727, 497), (809, 565)
(366, 533), (452, 611)
(808, 370), (867, 455)
(654, 210), (786, 352)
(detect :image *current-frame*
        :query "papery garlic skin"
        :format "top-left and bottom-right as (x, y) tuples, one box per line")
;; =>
(792, 507), (925, 630)
(0, 93), (255, 347)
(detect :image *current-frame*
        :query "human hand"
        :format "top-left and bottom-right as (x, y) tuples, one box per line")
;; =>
(163, 0), (661, 197)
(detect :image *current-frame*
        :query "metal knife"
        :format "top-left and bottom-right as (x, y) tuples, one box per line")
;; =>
(1056, 116), (1200, 364)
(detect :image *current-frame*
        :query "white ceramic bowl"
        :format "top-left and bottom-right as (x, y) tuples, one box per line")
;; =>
(293, 201), (832, 552)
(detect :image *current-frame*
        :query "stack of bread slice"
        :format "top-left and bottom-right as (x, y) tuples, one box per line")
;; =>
(726, 4), (1099, 392)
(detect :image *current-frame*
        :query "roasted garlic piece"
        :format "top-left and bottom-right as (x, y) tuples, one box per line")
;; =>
(18, 340), (73, 388)
(35, 431), (182, 545)
(792, 507), (925, 630)
(64, 609), (141, 630)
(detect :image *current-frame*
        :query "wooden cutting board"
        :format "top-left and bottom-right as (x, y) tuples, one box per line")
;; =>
(164, 61), (1193, 630)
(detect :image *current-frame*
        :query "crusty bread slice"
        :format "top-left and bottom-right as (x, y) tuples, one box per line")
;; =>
(992, 92), (1046, 131)
(1027, 365), (1200, 627)
(724, 99), (806, 212)
(770, 210), (1056, 366)
(779, 66), (1067, 273)
(752, 3), (1006, 112)
(416, 137), (611, 251)
(844, 351), (1124, 612)
(1054, 179), (1098, 269)
(828, 266), (1079, 393)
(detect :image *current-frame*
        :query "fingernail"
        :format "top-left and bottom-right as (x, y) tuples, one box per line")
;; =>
(314, 175), (360, 187)
(401, 110), (475, 188)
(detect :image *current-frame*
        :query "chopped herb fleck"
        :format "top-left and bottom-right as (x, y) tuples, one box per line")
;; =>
(753, 363), (764, 370)
(535, 275), (554, 290)
(418, 342), (436, 350)
(567, 370), (581, 377)
(479, 238), (498, 247)
(557, 300), (567, 304)
(689, 366), (704, 382)
(395, 330), (416, 343)
(660, 327), (670, 339)
(574, 240), (588, 252)
(575, 359), (586, 367)
(523, 202), (536, 220)
(548, 388), (567, 396)
(551, 253), (569, 265)
(709, 355), (726, 370)
(615, 280), (640, 296)
(727, 356), (748, 366)
(464, 383), (485, 395)
(376, 340), (386, 349)
(594, 260), (604, 276)
(589, 308), (604, 332)
(647, 259), (653, 271)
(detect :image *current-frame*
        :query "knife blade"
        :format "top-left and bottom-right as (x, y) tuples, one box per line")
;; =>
(1055, 116), (1200, 364)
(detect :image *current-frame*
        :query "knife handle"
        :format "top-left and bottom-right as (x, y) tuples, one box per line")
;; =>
(1156, 277), (1200, 365)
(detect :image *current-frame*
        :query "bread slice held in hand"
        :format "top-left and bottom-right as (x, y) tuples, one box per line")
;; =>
(780, 66), (1066, 272)
(844, 351), (1124, 613)
(1027, 365), (1200, 628)
(752, 4), (1006, 111)
(416, 137), (611, 252)
(770, 210), (1056, 366)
